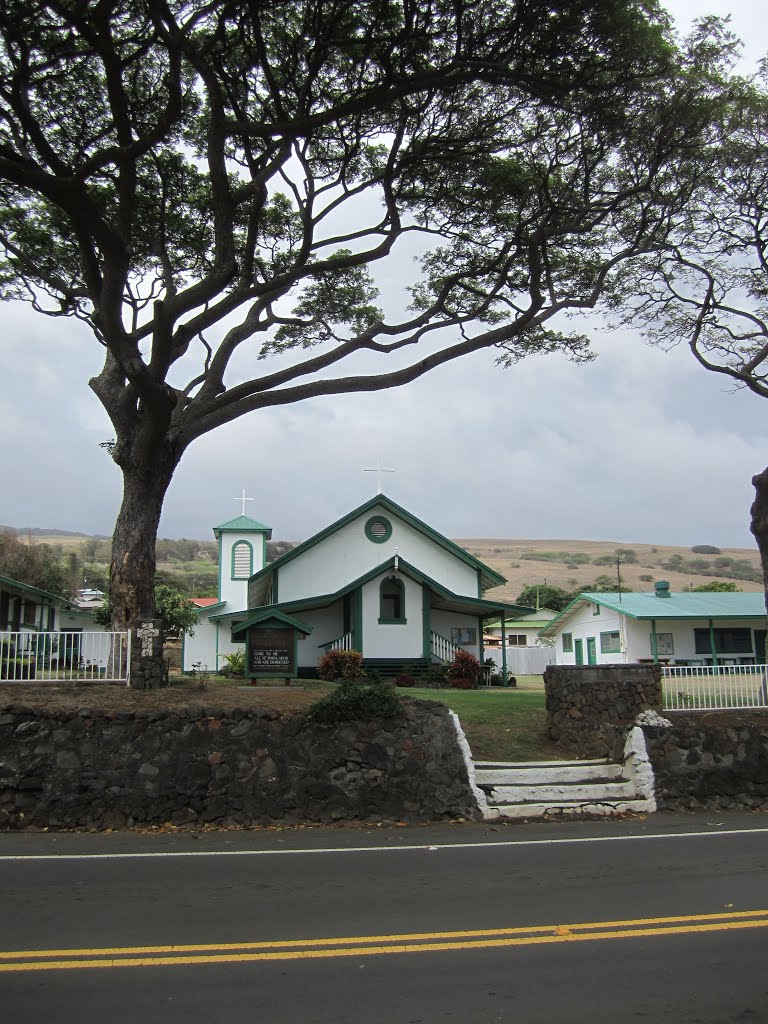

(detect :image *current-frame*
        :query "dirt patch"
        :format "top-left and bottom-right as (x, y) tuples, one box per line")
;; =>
(665, 709), (768, 728)
(0, 680), (318, 716)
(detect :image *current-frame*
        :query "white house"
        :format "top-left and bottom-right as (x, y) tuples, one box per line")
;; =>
(538, 581), (768, 666)
(181, 514), (272, 673)
(484, 608), (558, 647)
(0, 573), (97, 634)
(483, 608), (558, 675)
(0, 573), (111, 679)
(198, 494), (529, 677)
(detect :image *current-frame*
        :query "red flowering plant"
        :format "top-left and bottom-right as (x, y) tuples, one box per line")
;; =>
(447, 648), (481, 689)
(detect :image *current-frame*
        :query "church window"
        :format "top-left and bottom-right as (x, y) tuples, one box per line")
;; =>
(379, 576), (406, 623)
(365, 515), (392, 543)
(231, 541), (253, 580)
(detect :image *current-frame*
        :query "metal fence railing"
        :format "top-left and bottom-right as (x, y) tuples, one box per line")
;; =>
(0, 631), (131, 684)
(663, 664), (768, 711)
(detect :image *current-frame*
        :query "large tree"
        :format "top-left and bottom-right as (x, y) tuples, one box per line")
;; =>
(0, 1), (723, 643)
(609, 29), (768, 606)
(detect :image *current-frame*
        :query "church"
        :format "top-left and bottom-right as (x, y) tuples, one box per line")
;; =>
(181, 493), (528, 677)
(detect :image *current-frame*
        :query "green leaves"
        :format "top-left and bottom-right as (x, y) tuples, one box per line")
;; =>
(266, 250), (382, 353)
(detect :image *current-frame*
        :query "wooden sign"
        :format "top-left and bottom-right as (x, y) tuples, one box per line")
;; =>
(247, 627), (295, 677)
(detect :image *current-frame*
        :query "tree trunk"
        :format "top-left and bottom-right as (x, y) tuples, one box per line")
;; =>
(750, 467), (768, 629)
(109, 450), (177, 633)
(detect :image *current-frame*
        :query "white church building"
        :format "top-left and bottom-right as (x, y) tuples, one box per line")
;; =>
(182, 494), (528, 677)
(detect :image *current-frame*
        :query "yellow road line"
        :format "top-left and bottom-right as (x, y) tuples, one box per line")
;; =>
(1, 911), (766, 972)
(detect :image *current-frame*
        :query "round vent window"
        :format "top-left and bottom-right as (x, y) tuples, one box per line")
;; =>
(365, 515), (392, 543)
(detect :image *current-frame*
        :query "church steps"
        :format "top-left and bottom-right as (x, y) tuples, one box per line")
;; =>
(462, 726), (658, 821)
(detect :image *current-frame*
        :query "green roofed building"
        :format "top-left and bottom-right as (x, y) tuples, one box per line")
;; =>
(195, 493), (530, 678)
(538, 581), (768, 667)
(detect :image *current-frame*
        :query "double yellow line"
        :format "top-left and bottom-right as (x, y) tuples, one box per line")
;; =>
(2, 910), (767, 972)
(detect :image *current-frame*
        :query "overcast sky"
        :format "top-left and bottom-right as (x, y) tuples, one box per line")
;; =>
(1, 1), (767, 549)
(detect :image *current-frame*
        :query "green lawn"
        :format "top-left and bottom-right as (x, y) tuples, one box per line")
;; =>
(398, 678), (562, 762)
(174, 672), (560, 762)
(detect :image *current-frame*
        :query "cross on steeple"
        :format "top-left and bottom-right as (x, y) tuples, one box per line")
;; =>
(234, 489), (255, 516)
(363, 457), (396, 494)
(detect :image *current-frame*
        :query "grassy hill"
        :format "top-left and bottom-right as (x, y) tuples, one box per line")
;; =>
(5, 529), (763, 602)
(459, 537), (763, 605)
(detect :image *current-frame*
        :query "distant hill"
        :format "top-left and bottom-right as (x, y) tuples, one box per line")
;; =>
(3, 527), (762, 603)
(1, 526), (110, 539)
(457, 537), (764, 604)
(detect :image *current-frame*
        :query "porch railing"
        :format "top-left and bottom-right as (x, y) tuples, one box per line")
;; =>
(0, 631), (131, 684)
(431, 631), (460, 664)
(662, 664), (768, 711)
(319, 632), (354, 652)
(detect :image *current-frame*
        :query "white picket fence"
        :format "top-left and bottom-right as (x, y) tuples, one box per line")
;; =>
(0, 631), (131, 685)
(663, 664), (768, 711)
(484, 645), (555, 676)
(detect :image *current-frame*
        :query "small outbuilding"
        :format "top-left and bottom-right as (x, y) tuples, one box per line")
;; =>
(538, 581), (768, 666)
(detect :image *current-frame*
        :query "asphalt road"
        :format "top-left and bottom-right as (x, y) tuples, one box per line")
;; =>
(1, 812), (768, 1023)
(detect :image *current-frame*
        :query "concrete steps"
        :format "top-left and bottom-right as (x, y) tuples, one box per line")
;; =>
(469, 729), (657, 820)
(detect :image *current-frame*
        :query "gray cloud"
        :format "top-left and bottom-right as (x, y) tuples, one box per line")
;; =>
(1, 0), (765, 551)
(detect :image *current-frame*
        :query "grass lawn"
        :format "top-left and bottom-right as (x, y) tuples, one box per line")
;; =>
(398, 677), (562, 762)
(176, 673), (561, 762)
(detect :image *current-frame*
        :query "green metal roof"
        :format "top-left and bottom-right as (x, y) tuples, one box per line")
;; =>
(231, 609), (313, 641)
(540, 590), (768, 636)
(246, 493), (505, 596)
(213, 515), (272, 538)
(0, 573), (75, 608)
(485, 609), (555, 630)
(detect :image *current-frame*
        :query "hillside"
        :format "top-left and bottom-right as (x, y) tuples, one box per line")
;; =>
(459, 537), (764, 605)
(4, 529), (762, 603)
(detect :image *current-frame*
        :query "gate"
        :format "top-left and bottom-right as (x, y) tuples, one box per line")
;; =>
(663, 663), (768, 711)
(0, 630), (131, 685)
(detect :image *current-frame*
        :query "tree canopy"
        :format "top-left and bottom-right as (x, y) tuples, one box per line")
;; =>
(606, 32), (768, 600)
(0, 529), (72, 597)
(0, 1), (731, 635)
(93, 582), (198, 637)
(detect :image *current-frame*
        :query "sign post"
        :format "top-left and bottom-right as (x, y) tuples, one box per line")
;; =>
(247, 627), (296, 682)
(231, 612), (313, 686)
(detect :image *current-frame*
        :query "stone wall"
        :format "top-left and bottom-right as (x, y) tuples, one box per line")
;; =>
(0, 699), (478, 830)
(643, 712), (768, 811)
(544, 664), (663, 758)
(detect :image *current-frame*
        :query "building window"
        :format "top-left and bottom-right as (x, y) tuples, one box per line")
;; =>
(562, 633), (574, 653)
(694, 628), (752, 654)
(507, 634), (528, 646)
(600, 630), (621, 654)
(365, 515), (392, 543)
(379, 575), (405, 623)
(231, 541), (253, 580)
(593, 604), (600, 615)
(656, 632), (674, 655)
(451, 626), (477, 645)
(22, 600), (38, 627)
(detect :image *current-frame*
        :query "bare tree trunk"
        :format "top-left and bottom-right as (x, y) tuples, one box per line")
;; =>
(109, 450), (177, 633)
(750, 467), (768, 627)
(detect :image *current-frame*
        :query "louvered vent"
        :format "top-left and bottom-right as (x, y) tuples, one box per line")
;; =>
(232, 542), (252, 578)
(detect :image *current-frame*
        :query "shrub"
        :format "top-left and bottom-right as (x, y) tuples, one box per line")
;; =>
(423, 664), (449, 689)
(222, 649), (245, 676)
(449, 676), (476, 690)
(394, 673), (416, 688)
(447, 649), (481, 689)
(691, 545), (721, 555)
(307, 679), (402, 722)
(317, 648), (365, 681)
